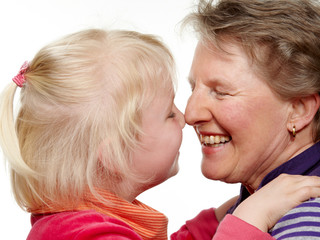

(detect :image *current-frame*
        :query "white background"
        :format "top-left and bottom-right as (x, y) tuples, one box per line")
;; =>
(0, 1), (239, 238)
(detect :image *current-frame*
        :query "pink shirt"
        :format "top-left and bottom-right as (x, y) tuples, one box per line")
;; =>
(27, 208), (275, 240)
(172, 208), (275, 240)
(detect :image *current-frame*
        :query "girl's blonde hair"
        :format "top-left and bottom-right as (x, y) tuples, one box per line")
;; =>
(0, 29), (176, 211)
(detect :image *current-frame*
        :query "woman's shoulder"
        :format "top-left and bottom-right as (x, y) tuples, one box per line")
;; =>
(270, 197), (320, 239)
(27, 210), (142, 240)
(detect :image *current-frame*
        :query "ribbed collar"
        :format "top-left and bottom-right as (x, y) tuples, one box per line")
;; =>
(30, 189), (168, 240)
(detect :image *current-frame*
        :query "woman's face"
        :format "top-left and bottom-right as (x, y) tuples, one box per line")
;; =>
(185, 41), (292, 189)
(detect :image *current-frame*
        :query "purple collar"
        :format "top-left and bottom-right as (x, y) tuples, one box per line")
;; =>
(228, 142), (320, 214)
(258, 141), (320, 189)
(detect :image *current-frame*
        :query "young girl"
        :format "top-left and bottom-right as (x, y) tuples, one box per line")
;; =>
(1, 28), (320, 240)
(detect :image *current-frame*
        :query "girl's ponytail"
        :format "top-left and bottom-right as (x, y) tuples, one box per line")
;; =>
(0, 83), (35, 177)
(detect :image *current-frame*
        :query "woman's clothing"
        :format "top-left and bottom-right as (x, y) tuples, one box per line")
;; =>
(271, 198), (320, 239)
(27, 188), (275, 240)
(227, 142), (320, 239)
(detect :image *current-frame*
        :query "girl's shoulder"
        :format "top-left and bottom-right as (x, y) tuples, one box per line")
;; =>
(27, 210), (143, 240)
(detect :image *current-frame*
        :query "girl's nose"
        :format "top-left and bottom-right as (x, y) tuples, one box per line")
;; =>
(175, 105), (186, 129)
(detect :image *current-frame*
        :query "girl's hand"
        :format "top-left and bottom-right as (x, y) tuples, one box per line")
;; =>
(233, 174), (320, 232)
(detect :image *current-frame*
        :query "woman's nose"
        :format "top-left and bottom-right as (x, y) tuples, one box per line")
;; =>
(185, 89), (211, 126)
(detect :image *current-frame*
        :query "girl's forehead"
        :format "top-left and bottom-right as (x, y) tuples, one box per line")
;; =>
(143, 85), (174, 109)
(148, 77), (175, 95)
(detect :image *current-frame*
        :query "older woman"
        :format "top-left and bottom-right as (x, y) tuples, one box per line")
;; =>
(184, 0), (320, 239)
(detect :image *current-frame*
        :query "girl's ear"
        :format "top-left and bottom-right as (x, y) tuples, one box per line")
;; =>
(287, 93), (320, 133)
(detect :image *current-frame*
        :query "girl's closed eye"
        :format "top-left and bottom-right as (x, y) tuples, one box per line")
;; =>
(188, 78), (195, 92)
(168, 112), (176, 118)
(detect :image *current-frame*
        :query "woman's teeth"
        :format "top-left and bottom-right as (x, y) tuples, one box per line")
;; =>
(200, 135), (231, 146)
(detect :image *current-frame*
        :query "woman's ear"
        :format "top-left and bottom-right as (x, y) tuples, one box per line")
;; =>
(287, 93), (320, 133)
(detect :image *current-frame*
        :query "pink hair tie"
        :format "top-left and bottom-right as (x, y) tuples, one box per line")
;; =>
(12, 61), (29, 87)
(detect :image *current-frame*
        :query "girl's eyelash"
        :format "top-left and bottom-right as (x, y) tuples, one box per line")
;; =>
(168, 112), (176, 118)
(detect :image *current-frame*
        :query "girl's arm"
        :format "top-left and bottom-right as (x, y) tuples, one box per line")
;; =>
(232, 174), (320, 232)
(171, 174), (320, 240)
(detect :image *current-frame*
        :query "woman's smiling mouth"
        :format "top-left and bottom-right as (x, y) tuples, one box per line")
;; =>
(199, 134), (231, 147)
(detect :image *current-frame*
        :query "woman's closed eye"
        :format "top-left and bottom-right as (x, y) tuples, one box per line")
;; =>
(211, 89), (230, 98)
(216, 90), (229, 96)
